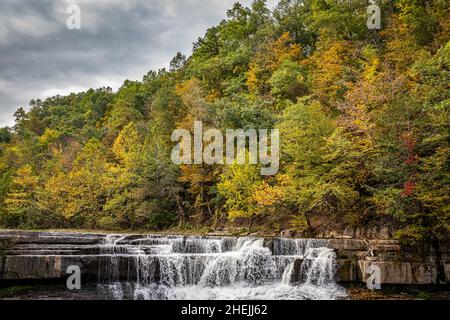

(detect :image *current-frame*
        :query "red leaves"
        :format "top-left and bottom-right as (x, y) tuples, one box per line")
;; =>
(401, 132), (418, 165)
(402, 180), (416, 197)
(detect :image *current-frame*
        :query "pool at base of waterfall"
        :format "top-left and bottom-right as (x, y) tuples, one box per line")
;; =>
(93, 235), (347, 300)
(98, 282), (346, 300)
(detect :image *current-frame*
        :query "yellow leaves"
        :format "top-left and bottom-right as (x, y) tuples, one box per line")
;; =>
(180, 164), (216, 186)
(38, 128), (60, 148)
(112, 122), (140, 166)
(364, 57), (380, 83)
(176, 78), (205, 107)
(380, 12), (430, 71)
(206, 90), (220, 103)
(4, 165), (39, 216)
(38, 139), (120, 225)
(359, 45), (383, 87)
(42, 172), (71, 219)
(218, 163), (259, 219)
(252, 174), (289, 207)
(350, 103), (372, 133)
(228, 209), (248, 220)
(8, 165), (38, 196)
(218, 160), (289, 220)
(46, 165), (117, 222)
(175, 78), (197, 97)
(14, 165), (37, 183)
(246, 32), (302, 94)
(306, 39), (356, 103)
(252, 181), (284, 207)
(246, 63), (259, 94)
(269, 32), (302, 71)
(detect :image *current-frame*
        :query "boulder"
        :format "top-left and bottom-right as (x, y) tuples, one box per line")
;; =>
(280, 230), (295, 238)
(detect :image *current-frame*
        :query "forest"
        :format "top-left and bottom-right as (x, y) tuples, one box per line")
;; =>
(0, 0), (448, 244)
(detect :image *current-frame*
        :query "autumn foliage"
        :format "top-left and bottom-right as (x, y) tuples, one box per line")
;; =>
(0, 0), (448, 243)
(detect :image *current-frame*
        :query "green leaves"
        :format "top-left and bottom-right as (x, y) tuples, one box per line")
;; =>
(279, 101), (367, 224)
(269, 59), (306, 100)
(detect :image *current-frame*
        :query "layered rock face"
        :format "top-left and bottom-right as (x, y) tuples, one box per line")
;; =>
(325, 239), (449, 285)
(0, 231), (448, 286)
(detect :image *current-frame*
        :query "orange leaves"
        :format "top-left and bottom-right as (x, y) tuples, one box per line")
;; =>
(401, 180), (416, 198)
(268, 32), (302, 70)
(252, 181), (284, 207)
(252, 174), (290, 208)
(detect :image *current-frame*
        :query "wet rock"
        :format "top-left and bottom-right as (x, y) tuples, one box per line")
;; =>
(263, 238), (274, 252)
(336, 260), (358, 282)
(290, 258), (304, 283)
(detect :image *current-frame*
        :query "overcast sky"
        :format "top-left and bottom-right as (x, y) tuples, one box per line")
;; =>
(0, 0), (278, 128)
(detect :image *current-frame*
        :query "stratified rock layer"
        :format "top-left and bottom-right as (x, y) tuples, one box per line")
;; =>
(0, 231), (448, 285)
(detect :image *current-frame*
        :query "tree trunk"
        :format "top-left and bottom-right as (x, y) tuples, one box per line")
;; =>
(248, 215), (255, 235)
(172, 187), (185, 227)
(432, 238), (446, 284)
(304, 212), (313, 237)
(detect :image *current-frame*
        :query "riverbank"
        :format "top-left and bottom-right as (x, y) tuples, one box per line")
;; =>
(1, 283), (449, 300)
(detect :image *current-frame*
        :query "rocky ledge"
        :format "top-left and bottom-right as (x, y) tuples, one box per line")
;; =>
(0, 230), (448, 285)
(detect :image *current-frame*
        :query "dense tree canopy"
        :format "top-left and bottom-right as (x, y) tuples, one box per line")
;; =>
(0, 0), (448, 243)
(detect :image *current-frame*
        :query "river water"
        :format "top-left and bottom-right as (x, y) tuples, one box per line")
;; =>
(93, 235), (347, 300)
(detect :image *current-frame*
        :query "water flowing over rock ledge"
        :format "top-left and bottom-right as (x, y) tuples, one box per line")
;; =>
(0, 231), (448, 300)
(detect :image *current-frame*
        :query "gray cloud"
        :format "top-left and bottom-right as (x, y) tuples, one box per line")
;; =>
(0, 0), (278, 127)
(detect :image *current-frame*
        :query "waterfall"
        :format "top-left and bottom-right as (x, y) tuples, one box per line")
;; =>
(303, 248), (337, 285)
(281, 261), (295, 285)
(95, 235), (346, 300)
(198, 239), (276, 287)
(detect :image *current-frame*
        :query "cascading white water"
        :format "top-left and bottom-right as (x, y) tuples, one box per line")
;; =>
(96, 235), (346, 300)
(281, 261), (295, 285)
(303, 248), (337, 285)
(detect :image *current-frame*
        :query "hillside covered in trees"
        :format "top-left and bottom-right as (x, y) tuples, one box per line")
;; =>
(0, 0), (448, 243)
